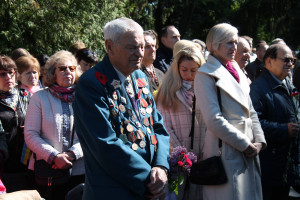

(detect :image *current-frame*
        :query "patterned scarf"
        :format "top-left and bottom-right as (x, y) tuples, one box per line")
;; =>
(0, 88), (18, 110)
(20, 84), (40, 95)
(48, 84), (76, 102)
(223, 61), (239, 83)
(180, 80), (194, 106)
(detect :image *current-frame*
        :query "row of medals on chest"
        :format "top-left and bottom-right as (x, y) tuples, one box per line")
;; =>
(110, 82), (157, 151)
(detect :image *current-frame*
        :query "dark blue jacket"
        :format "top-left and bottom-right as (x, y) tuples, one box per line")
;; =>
(73, 55), (169, 200)
(250, 71), (300, 186)
(153, 44), (173, 73)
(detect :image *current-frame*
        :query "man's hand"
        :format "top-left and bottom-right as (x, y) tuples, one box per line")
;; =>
(288, 123), (299, 138)
(253, 142), (263, 154)
(243, 143), (258, 158)
(52, 153), (73, 170)
(146, 167), (168, 200)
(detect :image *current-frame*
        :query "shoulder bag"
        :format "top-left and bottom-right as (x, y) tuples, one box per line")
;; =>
(189, 82), (228, 185)
(34, 127), (75, 187)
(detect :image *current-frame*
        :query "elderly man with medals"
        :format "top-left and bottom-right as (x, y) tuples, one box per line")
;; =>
(73, 17), (169, 200)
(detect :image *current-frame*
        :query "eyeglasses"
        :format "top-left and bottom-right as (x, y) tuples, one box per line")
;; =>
(0, 70), (16, 78)
(277, 57), (297, 65)
(57, 66), (76, 72)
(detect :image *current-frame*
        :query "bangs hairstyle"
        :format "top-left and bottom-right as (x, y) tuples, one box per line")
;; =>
(76, 48), (98, 64)
(0, 56), (17, 71)
(155, 45), (205, 110)
(144, 30), (159, 49)
(206, 23), (238, 54)
(103, 17), (143, 44)
(15, 55), (40, 74)
(43, 50), (82, 87)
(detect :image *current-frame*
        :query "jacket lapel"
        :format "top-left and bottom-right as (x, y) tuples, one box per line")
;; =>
(198, 55), (249, 111)
(176, 90), (192, 112)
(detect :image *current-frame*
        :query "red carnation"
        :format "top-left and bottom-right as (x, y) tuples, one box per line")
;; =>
(95, 72), (108, 85)
(178, 161), (184, 167)
(186, 158), (192, 167)
(23, 92), (27, 96)
(291, 92), (300, 97)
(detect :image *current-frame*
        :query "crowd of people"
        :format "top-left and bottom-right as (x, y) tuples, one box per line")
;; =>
(0, 16), (299, 200)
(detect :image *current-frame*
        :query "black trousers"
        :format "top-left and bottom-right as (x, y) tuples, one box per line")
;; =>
(262, 186), (290, 200)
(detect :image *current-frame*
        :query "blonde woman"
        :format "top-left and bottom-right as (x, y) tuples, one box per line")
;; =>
(155, 40), (206, 200)
(194, 23), (266, 200)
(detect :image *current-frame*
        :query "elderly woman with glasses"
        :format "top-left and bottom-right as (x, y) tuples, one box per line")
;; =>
(24, 50), (84, 200)
(0, 56), (31, 192)
(194, 23), (266, 200)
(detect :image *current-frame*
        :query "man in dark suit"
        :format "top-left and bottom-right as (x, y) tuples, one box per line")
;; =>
(73, 17), (169, 200)
(153, 25), (180, 73)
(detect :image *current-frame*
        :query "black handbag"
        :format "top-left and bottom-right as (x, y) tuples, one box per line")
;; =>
(34, 127), (75, 187)
(189, 82), (228, 185)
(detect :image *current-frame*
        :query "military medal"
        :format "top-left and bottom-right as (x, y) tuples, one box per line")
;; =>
(136, 129), (145, 139)
(143, 117), (149, 127)
(137, 78), (145, 88)
(110, 109), (117, 118)
(126, 124), (134, 132)
(147, 127), (151, 134)
(139, 140), (146, 148)
(111, 79), (121, 89)
(131, 143), (139, 151)
(119, 134), (128, 143)
(131, 115), (137, 121)
(136, 121), (141, 128)
(149, 116), (153, 126)
(146, 107), (152, 114)
(127, 109), (133, 116)
(120, 126), (124, 134)
(140, 99), (148, 108)
(151, 135), (158, 145)
(128, 132), (137, 142)
(113, 91), (118, 100)
(140, 108), (146, 116)
(124, 120), (130, 124)
(137, 89), (143, 100)
(141, 78), (148, 87)
(142, 87), (149, 95)
(120, 97), (127, 104)
(119, 104), (126, 113)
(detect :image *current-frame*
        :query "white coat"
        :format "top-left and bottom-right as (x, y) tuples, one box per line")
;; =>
(194, 55), (266, 200)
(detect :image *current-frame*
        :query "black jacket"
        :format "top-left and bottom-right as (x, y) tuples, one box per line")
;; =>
(0, 88), (30, 173)
(153, 44), (173, 73)
(250, 71), (300, 186)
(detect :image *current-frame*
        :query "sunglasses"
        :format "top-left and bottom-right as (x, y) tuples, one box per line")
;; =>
(57, 66), (76, 72)
(277, 57), (297, 65)
(0, 70), (16, 78)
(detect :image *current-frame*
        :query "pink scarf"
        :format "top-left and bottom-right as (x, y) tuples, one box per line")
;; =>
(223, 61), (239, 83)
(180, 80), (194, 106)
(48, 84), (76, 102)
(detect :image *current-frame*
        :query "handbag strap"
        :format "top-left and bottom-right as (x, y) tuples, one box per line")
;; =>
(189, 95), (196, 149)
(215, 78), (223, 155)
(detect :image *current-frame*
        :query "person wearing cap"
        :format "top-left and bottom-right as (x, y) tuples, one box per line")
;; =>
(73, 17), (169, 200)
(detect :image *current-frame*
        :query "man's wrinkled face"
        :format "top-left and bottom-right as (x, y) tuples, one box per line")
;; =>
(235, 38), (251, 69)
(111, 31), (145, 76)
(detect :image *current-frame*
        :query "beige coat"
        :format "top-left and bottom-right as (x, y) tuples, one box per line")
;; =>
(158, 91), (206, 200)
(194, 55), (266, 200)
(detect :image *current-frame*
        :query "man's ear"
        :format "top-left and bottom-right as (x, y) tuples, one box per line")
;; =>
(265, 57), (272, 70)
(105, 39), (114, 55)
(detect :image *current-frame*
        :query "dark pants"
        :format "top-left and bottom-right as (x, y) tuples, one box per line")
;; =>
(37, 175), (85, 200)
(262, 186), (290, 200)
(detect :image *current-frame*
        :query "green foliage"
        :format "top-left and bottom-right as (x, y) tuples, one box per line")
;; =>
(0, 0), (127, 57)
(1, 0), (299, 58)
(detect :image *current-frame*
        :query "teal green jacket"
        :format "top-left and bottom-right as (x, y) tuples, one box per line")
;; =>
(73, 55), (169, 200)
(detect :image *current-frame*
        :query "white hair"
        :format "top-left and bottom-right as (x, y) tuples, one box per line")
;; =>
(103, 17), (144, 44)
(206, 23), (238, 54)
